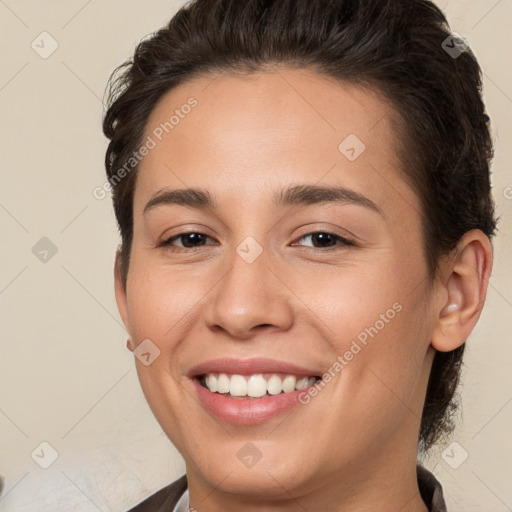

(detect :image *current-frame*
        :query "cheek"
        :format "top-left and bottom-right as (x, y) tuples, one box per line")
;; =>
(125, 256), (204, 340)
(308, 267), (405, 346)
(325, 286), (431, 435)
(307, 260), (429, 403)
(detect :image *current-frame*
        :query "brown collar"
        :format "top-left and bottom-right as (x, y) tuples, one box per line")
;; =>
(417, 465), (448, 512)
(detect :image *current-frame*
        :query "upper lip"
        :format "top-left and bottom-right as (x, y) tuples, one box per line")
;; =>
(188, 357), (322, 378)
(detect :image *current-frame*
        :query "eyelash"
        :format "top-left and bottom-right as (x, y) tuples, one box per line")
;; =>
(158, 231), (355, 252)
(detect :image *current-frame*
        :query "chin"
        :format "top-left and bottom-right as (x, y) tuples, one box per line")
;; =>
(183, 438), (321, 498)
(200, 463), (312, 498)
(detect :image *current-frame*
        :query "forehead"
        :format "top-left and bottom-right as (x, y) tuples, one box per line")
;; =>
(134, 67), (417, 217)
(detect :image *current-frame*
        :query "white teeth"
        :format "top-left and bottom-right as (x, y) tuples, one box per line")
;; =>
(247, 374), (267, 397)
(229, 374), (247, 396)
(202, 373), (317, 397)
(295, 377), (309, 390)
(282, 375), (296, 393)
(267, 375), (282, 395)
(207, 374), (218, 392)
(217, 373), (230, 393)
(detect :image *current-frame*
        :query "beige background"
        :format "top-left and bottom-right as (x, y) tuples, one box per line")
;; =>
(0, 0), (510, 510)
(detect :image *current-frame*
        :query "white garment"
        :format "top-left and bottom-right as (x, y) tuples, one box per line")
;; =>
(173, 488), (190, 511)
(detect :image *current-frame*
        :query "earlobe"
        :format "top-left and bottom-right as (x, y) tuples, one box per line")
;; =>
(431, 229), (493, 353)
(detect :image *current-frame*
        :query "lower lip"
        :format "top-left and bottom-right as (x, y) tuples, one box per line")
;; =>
(191, 378), (311, 425)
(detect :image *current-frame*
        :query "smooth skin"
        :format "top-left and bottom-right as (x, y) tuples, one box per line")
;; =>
(114, 67), (493, 512)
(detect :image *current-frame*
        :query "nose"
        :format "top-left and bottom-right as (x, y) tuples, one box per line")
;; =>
(203, 244), (295, 340)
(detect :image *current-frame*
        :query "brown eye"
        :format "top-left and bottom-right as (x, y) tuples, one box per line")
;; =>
(160, 232), (215, 249)
(292, 232), (354, 250)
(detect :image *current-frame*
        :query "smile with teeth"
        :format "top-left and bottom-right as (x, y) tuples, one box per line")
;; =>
(199, 373), (320, 398)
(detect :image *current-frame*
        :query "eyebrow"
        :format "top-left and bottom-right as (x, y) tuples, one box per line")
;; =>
(143, 184), (383, 217)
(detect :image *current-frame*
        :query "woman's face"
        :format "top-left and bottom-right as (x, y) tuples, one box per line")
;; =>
(116, 68), (440, 499)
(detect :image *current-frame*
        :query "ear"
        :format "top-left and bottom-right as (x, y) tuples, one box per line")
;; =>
(114, 247), (134, 352)
(431, 229), (493, 352)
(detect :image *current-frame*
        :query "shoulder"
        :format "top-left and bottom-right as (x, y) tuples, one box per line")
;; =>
(125, 474), (188, 512)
